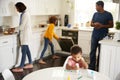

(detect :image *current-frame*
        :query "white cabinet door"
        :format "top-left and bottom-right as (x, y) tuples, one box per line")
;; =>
(30, 32), (41, 60)
(0, 38), (14, 72)
(99, 44), (116, 80)
(45, 0), (61, 15)
(0, 0), (61, 16)
(12, 35), (17, 65)
(8, 0), (17, 16)
(78, 31), (92, 55)
(114, 47), (120, 80)
(0, 0), (17, 16)
(52, 0), (61, 14)
(0, 0), (10, 16)
(53, 28), (61, 51)
(29, 0), (61, 15)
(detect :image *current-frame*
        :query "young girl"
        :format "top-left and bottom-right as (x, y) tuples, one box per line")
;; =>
(66, 45), (88, 70)
(39, 16), (60, 64)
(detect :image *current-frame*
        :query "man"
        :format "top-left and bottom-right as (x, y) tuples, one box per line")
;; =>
(89, 1), (113, 71)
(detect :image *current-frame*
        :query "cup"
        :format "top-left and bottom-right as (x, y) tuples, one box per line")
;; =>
(67, 24), (71, 28)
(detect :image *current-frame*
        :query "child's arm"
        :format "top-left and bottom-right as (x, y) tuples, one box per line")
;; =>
(80, 57), (88, 69)
(53, 32), (59, 40)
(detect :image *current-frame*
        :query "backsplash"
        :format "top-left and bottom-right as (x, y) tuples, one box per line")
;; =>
(0, 15), (51, 28)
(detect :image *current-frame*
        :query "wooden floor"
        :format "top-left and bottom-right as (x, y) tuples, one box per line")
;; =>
(0, 53), (68, 80)
(0, 53), (90, 80)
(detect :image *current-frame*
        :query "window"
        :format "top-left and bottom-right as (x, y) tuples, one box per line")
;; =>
(75, 0), (119, 27)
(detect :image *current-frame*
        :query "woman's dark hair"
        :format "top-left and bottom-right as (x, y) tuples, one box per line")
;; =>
(15, 2), (26, 12)
(96, 1), (104, 8)
(70, 45), (82, 55)
(49, 16), (57, 24)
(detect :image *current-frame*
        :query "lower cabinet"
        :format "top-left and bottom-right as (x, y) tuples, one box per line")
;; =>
(0, 35), (17, 72)
(78, 31), (92, 55)
(30, 32), (41, 60)
(54, 28), (62, 51)
(99, 43), (120, 80)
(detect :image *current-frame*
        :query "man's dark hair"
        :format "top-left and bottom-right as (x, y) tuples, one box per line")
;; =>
(70, 45), (82, 55)
(96, 1), (104, 8)
(49, 16), (57, 24)
(15, 2), (26, 12)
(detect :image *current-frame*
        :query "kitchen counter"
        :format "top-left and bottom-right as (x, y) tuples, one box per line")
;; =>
(56, 26), (94, 32)
(99, 39), (120, 47)
(56, 26), (118, 33)
(99, 39), (120, 80)
(0, 27), (118, 38)
(0, 33), (17, 38)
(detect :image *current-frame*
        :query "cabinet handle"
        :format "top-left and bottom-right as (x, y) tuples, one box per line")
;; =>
(12, 48), (14, 54)
(3, 41), (8, 43)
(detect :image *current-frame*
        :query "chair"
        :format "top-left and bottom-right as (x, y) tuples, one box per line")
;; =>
(2, 69), (15, 80)
(115, 72), (120, 80)
(63, 56), (72, 69)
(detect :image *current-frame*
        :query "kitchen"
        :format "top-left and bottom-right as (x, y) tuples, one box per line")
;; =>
(0, 0), (120, 80)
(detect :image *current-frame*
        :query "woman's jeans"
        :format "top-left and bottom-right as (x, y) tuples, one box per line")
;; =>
(19, 45), (32, 68)
(40, 38), (54, 59)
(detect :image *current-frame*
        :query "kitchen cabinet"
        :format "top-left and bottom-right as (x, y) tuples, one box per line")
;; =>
(0, 0), (61, 16)
(29, 32), (41, 60)
(0, 0), (16, 16)
(78, 30), (92, 55)
(30, 0), (45, 15)
(16, 0), (61, 15)
(31, 0), (61, 15)
(99, 40), (120, 80)
(0, 35), (17, 72)
(53, 28), (61, 51)
(45, 0), (61, 15)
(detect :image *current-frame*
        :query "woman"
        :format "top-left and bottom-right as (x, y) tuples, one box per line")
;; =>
(12, 2), (33, 72)
(39, 16), (60, 64)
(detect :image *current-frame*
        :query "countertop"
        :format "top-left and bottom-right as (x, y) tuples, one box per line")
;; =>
(99, 39), (120, 47)
(0, 26), (118, 37)
(35, 26), (117, 33)
(56, 26), (94, 32)
(0, 33), (17, 38)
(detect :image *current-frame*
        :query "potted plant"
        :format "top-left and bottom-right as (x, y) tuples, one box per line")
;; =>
(115, 21), (120, 30)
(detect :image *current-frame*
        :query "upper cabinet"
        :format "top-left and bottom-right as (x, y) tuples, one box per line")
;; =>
(0, 0), (61, 16)
(29, 0), (61, 15)
(45, 0), (61, 15)
(0, 0), (17, 16)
